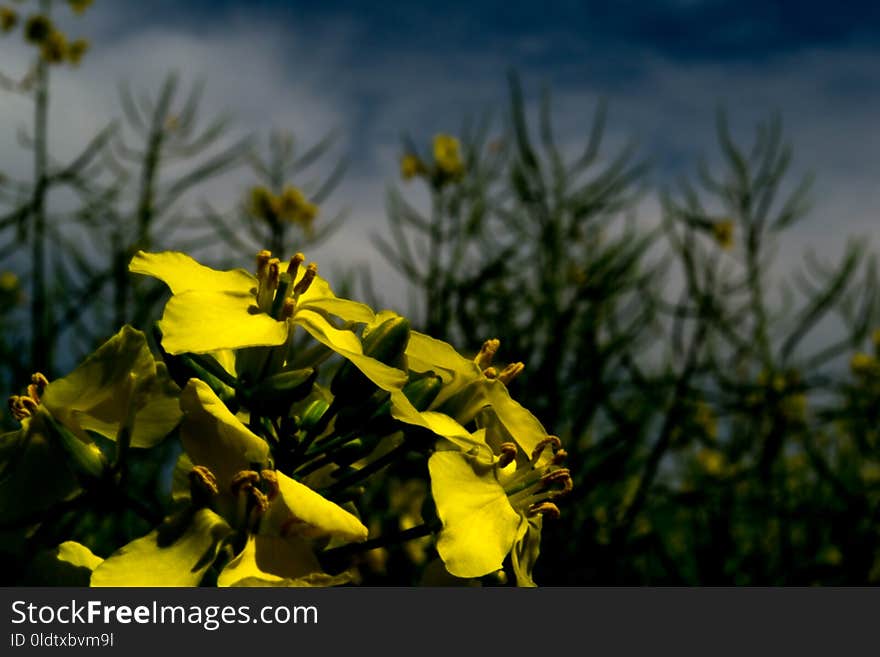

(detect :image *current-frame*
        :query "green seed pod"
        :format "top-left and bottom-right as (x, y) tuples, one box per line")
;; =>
(402, 372), (443, 411)
(300, 398), (331, 432)
(245, 367), (317, 415)
(330, 316), (411, 401)
(331, 438), (369, 466)
(178, 355), (239, 414)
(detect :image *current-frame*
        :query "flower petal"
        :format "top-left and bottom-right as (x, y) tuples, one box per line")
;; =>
(21, 541), (104, 586)
(510, 515), (542, 587)
(129, 250), (254, 296)
(180, 379), (270, 487)
(485, 379), (548, 458)
(158, 290), (289, 354)
(264, 471), (368, 542)
(298, 275), (376, 325)
(428, 449), (519, 578)
(41, 325), (181, 448)
(217, 534), (350, 587)
(295, 308), (407, 391)
(91, 508), (232, 586)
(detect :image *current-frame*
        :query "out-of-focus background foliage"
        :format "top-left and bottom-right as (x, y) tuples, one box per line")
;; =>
(2, 0), (880, 584)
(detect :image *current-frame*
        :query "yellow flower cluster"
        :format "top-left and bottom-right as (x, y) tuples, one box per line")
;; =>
(400, 133), (466, 186)
(247, 185), (318, 231)
(21, 14), (89, 66)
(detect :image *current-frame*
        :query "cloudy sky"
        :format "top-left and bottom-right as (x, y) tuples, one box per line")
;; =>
(2, 0), (879, 318)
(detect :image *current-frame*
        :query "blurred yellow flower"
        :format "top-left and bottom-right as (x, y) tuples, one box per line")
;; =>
(0, 270), (18, 292)
(433, 133), (465, 178)
(697, 448), (725, 476)
(850, 352), (876, 377)
(278, 185), (318, 230)
(0, 6), (18, 33)
(65, 38), (88, 66)
(712, 219), (735, 250)
(40, 29), (67, 64)
(247, 185), (279, 221)
(23, 14), (52, 44)
(400, 153), (425, 180)
(67, 0), (93, 15)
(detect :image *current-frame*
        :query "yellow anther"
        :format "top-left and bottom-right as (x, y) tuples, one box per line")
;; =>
(497, 442), (517, 468)
(552, 448), (568, 465)
(256, 250), (272, 280)
(8, 395), (38, 421)
(31, 372), (49, 389)
(250, 488), (270, 514)
(531, 435), (562, 463)
(230, 470), (260, 495)
(260, 469), (279, 501)
(293, 262), (318, 296)
(267, 258), (281, 290)
(189, 465), (219, 503)
(280, 297), (296, 320)
(287, 252), (305, 276)
(528, 501), (561, 520)
(483, 366), (498, 379)
(474, 338), (500, 370)
(541, 468), (573, 497)
(497, 362), (525, 385)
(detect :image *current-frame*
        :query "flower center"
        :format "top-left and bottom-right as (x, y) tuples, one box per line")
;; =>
(8, 372), (49, 421)
(254, 250), (317, 320)
(498, 436), (572, 519)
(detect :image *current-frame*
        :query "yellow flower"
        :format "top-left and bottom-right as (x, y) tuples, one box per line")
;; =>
(92, 379), (367, 586)
(400, 153), (425, 180)
(40, 29), (67, 64)
(712, 219), (735, 250)
(23, 14), (52, 44)
(67, 0), (94, 15)
(278, 185), (318, 230)
(433, 134), (465, 178)
(0, 270), (18, 292)
(247, 185), (279, 221)
(696, 448), (725, 477)
(1, 7), (18, 33)
(65, 38), (88, 65)
(850, 352), (877, 377)
(2, 327), (181, 530)
(428, 436), (570, 585)
(128, 250), (410, 397)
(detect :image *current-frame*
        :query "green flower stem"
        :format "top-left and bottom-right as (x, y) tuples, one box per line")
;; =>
(186, 353), (239, 388)
(322, 520), (441, 562)
(321, 441), (412, 497)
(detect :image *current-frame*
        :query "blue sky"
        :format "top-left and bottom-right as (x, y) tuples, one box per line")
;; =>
(2, 0), (879, 320)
